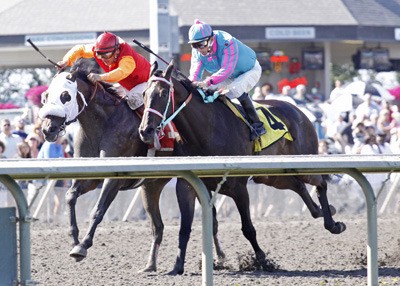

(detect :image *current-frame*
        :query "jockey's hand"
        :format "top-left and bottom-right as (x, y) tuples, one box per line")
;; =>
(87, 73), (102, 84)
(56, 60), (68, 71)
(194, 81), (208, 90)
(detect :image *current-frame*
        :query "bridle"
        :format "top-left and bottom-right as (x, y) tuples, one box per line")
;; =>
(145, 75), (193, 140)
(48, 78), (100, 137)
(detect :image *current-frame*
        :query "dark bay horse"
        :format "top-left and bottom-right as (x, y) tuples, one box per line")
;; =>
(139, 61), (347, 274)
(39, 60), (173, 265)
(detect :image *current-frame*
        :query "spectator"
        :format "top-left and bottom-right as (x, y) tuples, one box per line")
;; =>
(60, 137), (73, 158)
(0, 118), (22, 158)
(310, 87), (323, 102)
(318, 139), (329, 155)
(360, 134), (389, 190)
(325, 113), (348, 153)
(15, 141), (31, 159)
(252, 86), (264, 100)
(26, 132), (41, 158)
(292, 84), (313, 104)
(12, 116), (28, 140)
(0, 140), (6, 159)
(376, 132), (392, 154)
(376, 109), (396, 141)
(354, 93), (380, 121)
(351, 121), (366, 154)
(37, 138), (65, 220)
(260, 82), (274, 99)
(276, 85), (297, 105)
(15, 141), (32, 190)
(328, 79), (344, 103)
(253, 82), (276, 101)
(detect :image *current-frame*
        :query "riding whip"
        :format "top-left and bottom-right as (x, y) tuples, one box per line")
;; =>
(132, 39), (190, 81)
(27, 38), (63, 69)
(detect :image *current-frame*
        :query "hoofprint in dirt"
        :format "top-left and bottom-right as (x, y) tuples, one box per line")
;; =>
(30, 215), (400, 286)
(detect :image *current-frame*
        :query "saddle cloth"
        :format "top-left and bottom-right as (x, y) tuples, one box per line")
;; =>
(223, 99), (293, 152)
(148, 122), (179, 153)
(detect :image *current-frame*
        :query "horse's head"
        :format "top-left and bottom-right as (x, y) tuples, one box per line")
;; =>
(139, 61), (177, 145)
(39, 70), (86, 142)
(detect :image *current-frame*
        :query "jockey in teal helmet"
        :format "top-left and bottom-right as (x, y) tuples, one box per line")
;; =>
(188, 20), (213, 44)
(188, 19), (266, 141)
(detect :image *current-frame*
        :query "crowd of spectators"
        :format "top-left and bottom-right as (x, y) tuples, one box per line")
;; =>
(252, 80), (400, 157)
(0, 114), (73, 221)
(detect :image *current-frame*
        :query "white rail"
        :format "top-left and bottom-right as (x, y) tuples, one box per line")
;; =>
(3, 154), (400, 286)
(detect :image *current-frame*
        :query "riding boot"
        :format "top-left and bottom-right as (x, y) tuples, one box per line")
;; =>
(238, 93), (266, 140)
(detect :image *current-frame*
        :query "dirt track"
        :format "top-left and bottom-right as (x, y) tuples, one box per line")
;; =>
(30, 214), (400, 286)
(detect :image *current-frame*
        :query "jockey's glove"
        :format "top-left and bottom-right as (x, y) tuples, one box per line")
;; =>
(87, 73), (102, 84)
(194, 81), (208, 89)
(56, 60), (68, 71)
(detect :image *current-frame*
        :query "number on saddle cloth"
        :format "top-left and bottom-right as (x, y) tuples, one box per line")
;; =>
(259, 107), (285, 131)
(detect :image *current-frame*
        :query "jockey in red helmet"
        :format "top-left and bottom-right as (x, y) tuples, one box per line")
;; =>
(57, 32), (151, 113)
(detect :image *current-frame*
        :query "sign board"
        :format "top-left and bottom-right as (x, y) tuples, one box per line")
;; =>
(24, 32), (97, 46)
(394, 28), (400, 40)
(266, 27), (315, 40)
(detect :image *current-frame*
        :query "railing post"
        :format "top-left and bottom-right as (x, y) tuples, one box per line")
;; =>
(345, 169), (378, 286)
(0, 175), (32, 286)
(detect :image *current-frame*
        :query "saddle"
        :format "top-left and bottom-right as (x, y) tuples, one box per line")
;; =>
(220, 97), (293, 152)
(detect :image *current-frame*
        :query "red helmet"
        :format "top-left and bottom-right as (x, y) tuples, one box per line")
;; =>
(94, 32), (119, 53)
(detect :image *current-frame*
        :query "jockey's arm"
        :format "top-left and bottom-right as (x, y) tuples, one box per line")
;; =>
(100, 56), (135, 83)
(62, 44), (94, 66)
(206, 40), (238, 86)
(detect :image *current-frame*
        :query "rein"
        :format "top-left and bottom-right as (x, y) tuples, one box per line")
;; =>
(145, 76), (193, 138)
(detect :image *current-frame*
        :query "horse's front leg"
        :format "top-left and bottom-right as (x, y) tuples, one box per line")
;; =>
(168, 178), (197, 275)
(138, 179), (169, 273)
(230, 182), (268, 269)
(69, 178), (119, 262)
(65, 180), (94, 249)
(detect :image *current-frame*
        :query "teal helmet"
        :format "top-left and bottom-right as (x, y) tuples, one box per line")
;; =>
(188, 19), (213, 43)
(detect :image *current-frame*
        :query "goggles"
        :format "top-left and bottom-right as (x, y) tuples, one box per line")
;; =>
(96, 50), (115, 60)
(191, 39), (209, 49)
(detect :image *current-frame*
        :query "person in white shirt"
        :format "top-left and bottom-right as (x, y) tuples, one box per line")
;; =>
(0, 118), (22, 158)
(329, 79), (344, 103)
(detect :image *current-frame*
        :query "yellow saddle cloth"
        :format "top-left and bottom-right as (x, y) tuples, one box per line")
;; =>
(224, 100), (293, 152)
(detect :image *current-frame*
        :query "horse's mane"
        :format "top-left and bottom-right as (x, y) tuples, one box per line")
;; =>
(69, 58), (119, 97)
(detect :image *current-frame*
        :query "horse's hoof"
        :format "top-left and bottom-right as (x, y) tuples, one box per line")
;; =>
(329, 222), (346, 234)
(69, 245), (87, 262)
(255, 251), (266, 263)
(329, 205), (337, 216)
(137, 265), (157, 273)
(167, 266), (183, 275)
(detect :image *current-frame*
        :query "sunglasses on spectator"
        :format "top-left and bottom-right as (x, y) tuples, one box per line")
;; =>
(191, 40), (209, 49)
(3, 123), (10, 127)
(96, 51), (114, 59)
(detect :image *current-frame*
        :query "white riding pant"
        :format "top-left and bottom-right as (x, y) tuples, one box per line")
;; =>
(115, 82), (147, 109)
(211, 60), (261, 99)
